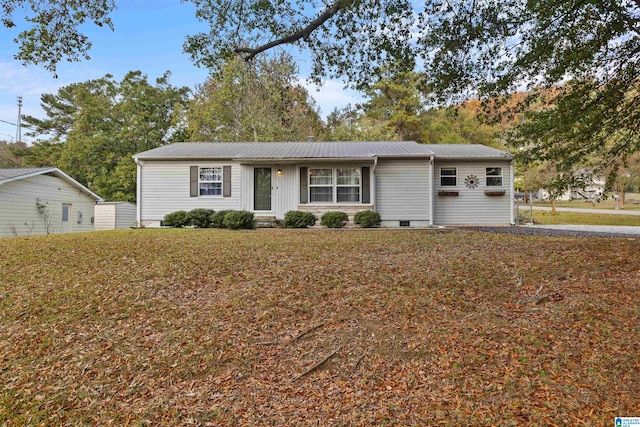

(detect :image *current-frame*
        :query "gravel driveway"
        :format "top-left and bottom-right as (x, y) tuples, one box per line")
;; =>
(463, 225), (640, 239)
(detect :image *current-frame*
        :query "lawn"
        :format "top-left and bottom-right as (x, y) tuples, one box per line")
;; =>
(1, 229), (639, 425)
(522, 210), (640, 226)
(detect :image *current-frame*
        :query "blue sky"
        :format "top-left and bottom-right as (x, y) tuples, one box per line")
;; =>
(0, 0), (362, 143)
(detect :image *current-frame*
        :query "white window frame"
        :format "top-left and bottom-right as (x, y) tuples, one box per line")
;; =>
(486, 167), (503, 187)
(199, 166), (223, 197)
(336, 168), (361, 203)
(308, 168), (362, 204)
(440, 167), (457, 187)
(309, 168), (334, 203)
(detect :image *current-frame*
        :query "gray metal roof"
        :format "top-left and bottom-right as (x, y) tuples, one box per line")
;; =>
(134, 141), (437, 160)
(423, 144), (513, 159)
(0, 167), (57, 182)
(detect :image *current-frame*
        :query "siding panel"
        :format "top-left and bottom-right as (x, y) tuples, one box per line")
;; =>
(433, 160), (511, 225)
(0, 174), (96, 237)
(375, 159), (430, 221)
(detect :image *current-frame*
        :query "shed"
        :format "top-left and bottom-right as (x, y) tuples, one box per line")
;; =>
(95, 202), (137, 230)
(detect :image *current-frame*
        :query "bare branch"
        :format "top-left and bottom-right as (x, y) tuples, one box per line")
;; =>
(235, 0), (350, 61)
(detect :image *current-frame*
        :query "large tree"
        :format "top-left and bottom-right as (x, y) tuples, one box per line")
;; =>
(2, 0), (115, 76)
(23, 71), (190, 201)
(187, 55), (324, 142)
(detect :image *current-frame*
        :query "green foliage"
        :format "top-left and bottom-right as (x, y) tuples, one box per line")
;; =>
(187, 208), (215, 228)
(353, 210), (380, 228)
(22, 71), (190, 202)
(283, 211), (317, 228)
(222, 210), (256, 230)
(188, 54), (324, 142)
(320, 211), (348, 228)
(3, 0), (115, 75)
(163, 211), (189, 228)
(211, 210), (232, 228)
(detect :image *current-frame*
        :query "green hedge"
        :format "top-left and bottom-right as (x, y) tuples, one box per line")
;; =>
(320, 211), (349, 228)
(163, 210), (189, 227)
(223, 210), (256, 230)
(354, 210), (381, 228)
(283, 210), (317, 228)
(211, 210), (232, 228)
(188, 208), (215, 228)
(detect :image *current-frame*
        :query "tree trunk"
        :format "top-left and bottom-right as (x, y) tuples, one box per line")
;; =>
(551, 199), (556, 213)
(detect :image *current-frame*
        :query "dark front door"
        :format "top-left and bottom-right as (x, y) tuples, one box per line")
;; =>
(254, 167), (272, 211)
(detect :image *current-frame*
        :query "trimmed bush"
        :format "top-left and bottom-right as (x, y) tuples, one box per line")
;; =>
(354, 210), (381, 228)
(163, 210), (189, 227)
(211, 210), (232, 228)
(223, 210), (256, 230)
(187, 208), (215, 228)
(320, 211), (349, 228)
(283, 210), (317, 228)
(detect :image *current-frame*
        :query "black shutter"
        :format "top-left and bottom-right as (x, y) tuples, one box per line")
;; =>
(361, 166), (370, 203)
(223, 166), (232, 197)
(299, 167), (308, 204)
(190, 166), (198, 197)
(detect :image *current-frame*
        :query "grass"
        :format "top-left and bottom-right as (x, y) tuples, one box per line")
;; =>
(523, 210), (640, 226)
(1, 229), (639, 425)
(531, 192), (640, 211)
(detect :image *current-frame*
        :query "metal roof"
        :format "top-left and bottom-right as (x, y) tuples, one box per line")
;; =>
(0, 167), (103, 201)
(422, 144), (513, 159)
(134, 141), (436, 160)
(134, 141), (512, 161)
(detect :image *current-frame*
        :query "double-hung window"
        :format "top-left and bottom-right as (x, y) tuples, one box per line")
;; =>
(309, 168), (333, 202)
(199, 167), (223, 196)
(308, 168), (362, 203)
(486, 167), (503, 187)
(440, 167), (457, 186)
(336, 168), (360, 202)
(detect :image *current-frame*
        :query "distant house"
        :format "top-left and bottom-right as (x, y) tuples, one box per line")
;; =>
(94, 202), (137, 231)
(133, 141), (514, 227)
(0, 167), (103, 237)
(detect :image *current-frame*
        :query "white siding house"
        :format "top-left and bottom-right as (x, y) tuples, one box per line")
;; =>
(134, 142), (513, 227)
(0, 167), (103, 237)
(95, 202), (137, 230)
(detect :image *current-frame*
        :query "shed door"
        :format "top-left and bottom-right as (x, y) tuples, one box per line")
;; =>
(61, 204), (72, 233)
(254, 168), (272, 211)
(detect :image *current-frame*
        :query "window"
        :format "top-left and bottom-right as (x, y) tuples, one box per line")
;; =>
(337, 168), (360, 202)
(309, 168), (333, 202)
(440, 167), (457, 186)
(486, 167), (503, 186)
(199, 167), (223, 196)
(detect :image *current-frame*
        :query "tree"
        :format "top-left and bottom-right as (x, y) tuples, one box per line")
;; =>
(324, 106), (396, 142)
(23, 71), (190, 201)
(187, 54), (324, 142)
(2, 0), (115, 76)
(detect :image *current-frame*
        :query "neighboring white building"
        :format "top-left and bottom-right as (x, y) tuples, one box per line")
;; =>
(0, 167), (103, 237)
(94, 202), (137, 231)
(133, 141), (514, 227)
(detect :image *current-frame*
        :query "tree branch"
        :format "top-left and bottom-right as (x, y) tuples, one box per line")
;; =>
(234, 0), (350, 61)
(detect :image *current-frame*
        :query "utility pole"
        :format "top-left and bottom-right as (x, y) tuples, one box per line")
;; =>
(16, 96), (22, 144)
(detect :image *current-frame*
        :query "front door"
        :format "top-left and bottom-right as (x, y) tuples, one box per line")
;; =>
(61, 203), (72, 233)
(254, 167), (272, 211)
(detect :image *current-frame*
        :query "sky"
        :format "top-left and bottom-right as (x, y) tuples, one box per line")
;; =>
(0, 0), (363, 144)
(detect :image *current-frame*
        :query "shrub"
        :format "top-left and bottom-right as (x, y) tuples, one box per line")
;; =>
(223, 210), (256, 230)
(283, 210), (317, 228)
(320, 211), (349, 228)
(211, 210), (232, 228)
(163, 210), (189, 227)
(187, 208), (215, 228)
(354, 210), (381, 228)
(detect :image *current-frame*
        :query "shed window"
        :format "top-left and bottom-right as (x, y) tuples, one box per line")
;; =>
(486, 167), (503, 187)
(440, 167), (457, 186)
(199, 167), (223, 196)
(309, 169), (333, 202)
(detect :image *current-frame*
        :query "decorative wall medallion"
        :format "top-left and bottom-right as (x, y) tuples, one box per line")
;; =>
(465, 175), (479, 189)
